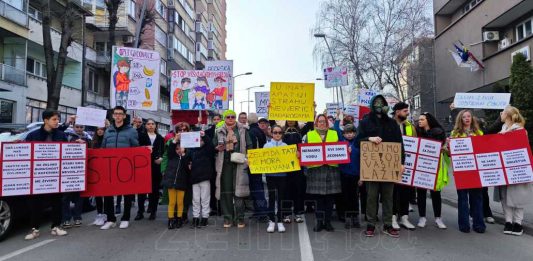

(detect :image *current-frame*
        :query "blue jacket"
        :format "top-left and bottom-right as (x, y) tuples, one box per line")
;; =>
(262, 139), (287, 177)
(25, 126), (68, 142)
(101, 123), (139, 148)
(338, 137), (360, 177)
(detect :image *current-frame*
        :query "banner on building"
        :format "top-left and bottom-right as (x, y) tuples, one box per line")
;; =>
(81, 147), (151, 197)
(247, 144), (300, 174)
(1, 142), (87, 197)
(170, 70), (230, 110)
(298, 142), (350, 166)
(453, 93), (511, 110)
(400, 136), (443, 190)
(269, 82), (315, 122)
(323, 66), (348, 88)
(450, 129), (533, 189)
(205, 60), (234, 102)
(358, 89), (378, 107)
(360, 141), (402, 182)
(255, 92), (270, 118)
(110, 46), (160, 111)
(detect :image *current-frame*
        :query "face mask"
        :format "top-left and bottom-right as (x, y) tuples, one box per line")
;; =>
(375, 105), (389, 113)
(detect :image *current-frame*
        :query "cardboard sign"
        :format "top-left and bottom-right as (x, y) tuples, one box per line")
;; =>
(298, 142), (350, 166)
(324, 66), (348, 88)
(171, 110), (208, 126)
(399, 136), (443, 190)
(0, 142), (87, 197)
(75, 107), (107, 127)
(180, 132), (201, 148)
(360, 141), (402, 182)
(453, 93), (511, 110)
(326, 103), (341, 117)
(358, 89), (378, 107)
(110, 46), (160, 111)
(247, 144), (300, 174)
(450, 129), (533, 189)
(269, 82), (315, 122)
(170, 70), (231, 110)
(81, 147), (151, 197)
(255, 92), (270, 118)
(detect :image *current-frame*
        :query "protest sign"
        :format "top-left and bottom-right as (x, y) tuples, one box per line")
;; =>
(323, 66), (348, 88)
(453, 93), (511, 110)
(399, 136), (443, 190)
(81, 147), (151, 197)
(450, 129), (533, 189)
(110, 46), (160, 111)
(358, 89), (378, 106)
(326, 103), (341, 117)
(171, 110), (208, 126)
(298, 142), (350, 166)
(205, 60), (234, 102)
(255, 92), (270, 117)
(360, 141), (402, 182)
(343, 105), (371, 128)
(180, 132), (201, 148)
(247, 144), (300, 174)
(269, 82), (315, 122)
(75, 107), (107, 127)
(170, 70), (230, 110)
(1, 142), (87, 197)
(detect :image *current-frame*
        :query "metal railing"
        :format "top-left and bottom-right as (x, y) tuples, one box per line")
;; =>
(0, 0), (28, 26)
(0, 63), (26, 86)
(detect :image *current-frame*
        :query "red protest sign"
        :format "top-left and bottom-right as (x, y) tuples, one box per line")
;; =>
(172, 110), (208, 126)
(450, 129), (533, 189)
(400, 136), (443, 190)
(298, 142), (350, 166)
(0, 142), (87, 197)
(81, 147), (151, 197)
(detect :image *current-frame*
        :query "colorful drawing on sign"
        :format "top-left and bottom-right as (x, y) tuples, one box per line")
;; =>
(298, 142), (350, 166)
(110, 46), (160, 111)
(170, 70), (231, 110)
(323, 66), (348, 88)
(450, 129), (533, 189)
(255, 92), (270, 118)
(360, 141), (402, 182)
(205, 60), (234, 102)
(247, 144), (300, 174)
(269, 82), (315, 122)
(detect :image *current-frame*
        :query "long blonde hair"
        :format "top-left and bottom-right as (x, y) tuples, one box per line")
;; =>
(503, 105), (525, 127)
(452, 110), (481, 137)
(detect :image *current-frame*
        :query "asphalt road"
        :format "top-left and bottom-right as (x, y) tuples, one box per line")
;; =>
(1, 201), (532, 261)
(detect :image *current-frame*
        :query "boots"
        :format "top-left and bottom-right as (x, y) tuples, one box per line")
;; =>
(175, 217), (183, 229)
(168, 218), (175, 229)
(200, 218), (208, 227)
(324, 221), (335, 232)
(313, 221), (324, 232)
(190, 218), (200, 229)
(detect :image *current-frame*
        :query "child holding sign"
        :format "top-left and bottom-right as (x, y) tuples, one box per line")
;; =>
(338, 124), (361, 229)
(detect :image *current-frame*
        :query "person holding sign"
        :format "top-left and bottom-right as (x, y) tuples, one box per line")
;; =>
(283, 121), (306, 223)
(450, 109), (486, 233)
(355, 95), (404, 238)
(189, 130), (215, 228)
(338, 124), (361, 229)
(416, 112), (448, 229)
(303, 114), (341, 232)
(213, 110), (252, 228)
(495, 106), (533, 236)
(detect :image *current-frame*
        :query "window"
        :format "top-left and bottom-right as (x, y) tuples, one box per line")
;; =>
(155, 0), (167, 20)
(128, 0), (136, 17)
(413, 95), (421, 110)
(155, 26), (167, 46)
(462, 0), (483, 14)
(516, 18), (533, 42)
(88, 69), (99, 93)
(26, 58), (47, 78)
(160, 60), (167, 75)
(0, 99), (15, 123)
(158, 123), (170, 136)
(25, 99), (76, 124)
(28, 5), (43, 21)
(159, 97), (169, 112)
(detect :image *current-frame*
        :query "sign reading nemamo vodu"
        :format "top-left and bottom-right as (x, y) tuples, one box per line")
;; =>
(453, 93), (511, 110)
(110, 46), (160, 111)
(298, 142), (350, 166)
(360, 141), (402, 182)
(247, 145), (300, 174)
(269, 82), (315, 122)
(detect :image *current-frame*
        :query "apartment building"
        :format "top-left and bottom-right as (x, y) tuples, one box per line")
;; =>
(434, 0), (533, 128)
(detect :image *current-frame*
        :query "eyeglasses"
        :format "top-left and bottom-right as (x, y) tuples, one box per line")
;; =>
(272, 131), (283, 135)
(226, 115), (236, 119)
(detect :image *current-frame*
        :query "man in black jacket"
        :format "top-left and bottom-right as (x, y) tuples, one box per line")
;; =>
(247, 113), (269, 222)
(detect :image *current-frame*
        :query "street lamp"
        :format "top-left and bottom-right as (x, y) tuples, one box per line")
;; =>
(245, 84), (265, 113)
(240, 100), (254, 113)
(314, 33), (345, 105)
(232, 72), (253, 110)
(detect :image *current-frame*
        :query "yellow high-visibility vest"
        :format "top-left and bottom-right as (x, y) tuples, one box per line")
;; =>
(306, 129), (339, 168)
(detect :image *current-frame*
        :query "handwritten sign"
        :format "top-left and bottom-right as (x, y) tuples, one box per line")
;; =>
(205, 60), (234, 101)
(298, 142), (350, 166)
(399, 136), (443, 190)
(358, 89), (378, 107)
(360, 141), (402, 182)
(180, 132), (201, 148)
(269, 82), (315, 122)
(247, 144), (300, 174)
(81, 147), (151, 197)
(75, 107), (107, 127)
(324, 66), (348, 88)
(326, 103), (341, 117)
(255, 91), (270, 117)
(453, 93), (511, 110)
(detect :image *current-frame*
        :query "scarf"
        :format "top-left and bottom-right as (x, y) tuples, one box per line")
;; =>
(225, 123), (237, 151)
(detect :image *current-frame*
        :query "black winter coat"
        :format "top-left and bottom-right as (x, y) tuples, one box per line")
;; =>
(189, 135), (216, 184)
(418, 127), (446, 143)
(162, 141), (191, 190)
(355, 112), (405, 164)
(25, 126), (68, 142)
(249, 123), (267, 149)
(283, 128), (302, 145)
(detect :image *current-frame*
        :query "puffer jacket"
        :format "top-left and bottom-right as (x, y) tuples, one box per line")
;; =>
(101, 123), (139, 148)
(162, 141), (191, 190)
(189, 135), (216, 184)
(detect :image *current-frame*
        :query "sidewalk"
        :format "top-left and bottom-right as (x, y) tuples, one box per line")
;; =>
(440, 178), (533, 235)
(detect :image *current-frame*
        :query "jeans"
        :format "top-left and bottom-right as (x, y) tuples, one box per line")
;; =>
(104, 195), (135, 222)
(248, 172), (268, 217)
(95, 197), (104, 214)
(482, 187), (493, 218)
(266, 176), (288, 222)
(417, 188), (442, 218)
(366, 182), (394, 227)
(62, 192), (83, 222)
(457, 189), (485, 231)
(340, 173), (359, 218)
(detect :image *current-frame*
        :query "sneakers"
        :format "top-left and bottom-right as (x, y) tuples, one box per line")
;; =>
(283, 216), (292, 224)
(24, 228), (40, 240)
(62, 221), (73, 229)
(277, 222), (286, 233)
(100, 221), (116, 230)
(119, 221), (129, 229)
(400, 215), (415, 230)
(294, 215), (304, 223)
(485, 217), (495, 224)
(267, 221), (275, 233)
(435, 218), (447, 229)
(383, 225), (400, 238)
(74, 220), (82, 227)
(93, 214), (107, 226)
(365, 225), (375, 237)
(408, 204), (414, 212)
(392, 215), (400, 230)
(51, 227), (68, 236)
(237, 221), (246, 228)
(503, 222), (513, 235)
(223, 220), (232, 228)
(512, 223), (523, 236)
(417, 217), (427, 228)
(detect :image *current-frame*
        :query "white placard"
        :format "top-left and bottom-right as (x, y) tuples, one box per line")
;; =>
(402, 136), (419, 153)
(452, 154), (477, 171)
(475, 152), (502, 170)
(344, 105), (359, 117)
(2, 161), (31, 179)
(300, 145), (323, 163)
(33, 161), (60, 177)
(358, 89), (378, 107)
(61, 160), (86, 176)
(324, 144), (349, 162)
(404, 152), (416, 169)
(506, 165), (533, 184)
(416, 155), (440, 173)
(75, 107), (108, 127)
(450, 138), (474, 154)
(419, 139), (442, 158)
(323, 66), (348, 88)
(2, 179), (31, 196)
(453, 93), (511, 110)
(34, 143), (60, 159)
(61, 175), (86, 192)
(413, 171), (436, 190)
(32, 176), (60, 194)
(501, 148), (530, 167)
(2, 143), (31, 160)
(479, 169), (507, 187)
(326, 103), (341, 117)
(400, 168), (414, 185)
(180, 132), (201, 148)
(62, 143), (86, 159)
(255, 92), (270, 117)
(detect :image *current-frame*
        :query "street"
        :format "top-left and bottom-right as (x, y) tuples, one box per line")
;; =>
(1, 200), (532, 261)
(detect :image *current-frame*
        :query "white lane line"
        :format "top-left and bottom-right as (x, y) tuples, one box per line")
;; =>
(0, 239), (56, 261)
(298, 216), (314, 261)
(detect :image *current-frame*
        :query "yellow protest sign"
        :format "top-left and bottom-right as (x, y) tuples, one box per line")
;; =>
(247, 144), (301, 174)
(269, 82), (315, 122)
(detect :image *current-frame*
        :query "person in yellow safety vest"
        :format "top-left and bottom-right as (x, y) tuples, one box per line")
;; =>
(391, 102), (417, 230)
(303, 114), (341, 232)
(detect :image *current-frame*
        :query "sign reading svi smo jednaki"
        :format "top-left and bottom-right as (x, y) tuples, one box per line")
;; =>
(298, 142), (350, 166)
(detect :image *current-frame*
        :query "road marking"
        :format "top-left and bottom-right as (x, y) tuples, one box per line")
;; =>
(298, 216), (314, 261)
(0, 239), (56, 261)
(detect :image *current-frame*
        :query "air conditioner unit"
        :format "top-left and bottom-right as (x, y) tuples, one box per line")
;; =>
(499, 38), (510, 50)
(122, 36), (135, 43)
(483, 31), (500, 42)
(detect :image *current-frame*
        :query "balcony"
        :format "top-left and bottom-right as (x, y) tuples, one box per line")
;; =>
(0, 63), (26, 86)
(195, 21), (209, 39)
(0, 0), (28, 27)
(96, 51), (111, 64)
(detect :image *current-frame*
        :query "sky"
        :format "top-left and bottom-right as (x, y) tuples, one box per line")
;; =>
(226, 0), (334, 114)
